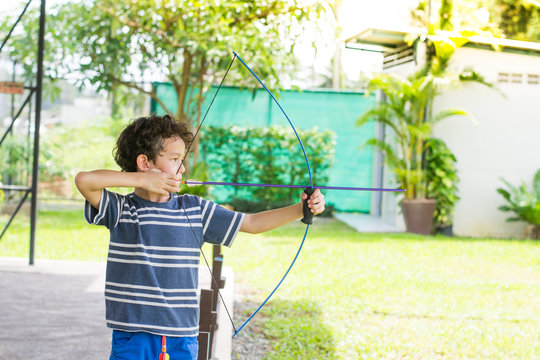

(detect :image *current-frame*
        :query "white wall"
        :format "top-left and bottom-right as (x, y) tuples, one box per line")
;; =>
(432, 47), (540, 238)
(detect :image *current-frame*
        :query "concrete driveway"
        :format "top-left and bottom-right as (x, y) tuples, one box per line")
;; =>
(0, 258), (233, 360)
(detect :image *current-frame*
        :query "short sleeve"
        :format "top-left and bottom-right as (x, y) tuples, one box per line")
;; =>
(200, 198), (245, 247)
(84, 189), (124, 229)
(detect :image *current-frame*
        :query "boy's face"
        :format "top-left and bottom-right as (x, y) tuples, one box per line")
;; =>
(147, 137), (186, 176)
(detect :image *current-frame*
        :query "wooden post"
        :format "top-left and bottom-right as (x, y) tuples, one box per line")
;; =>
(211, 245), (226, 313)
(212, 244), (222, 259)
(197, 289), (217, 360)
(198, 245), (228, 359)
(209, 245), (226, 358)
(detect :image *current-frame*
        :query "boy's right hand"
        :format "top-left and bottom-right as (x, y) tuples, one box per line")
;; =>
(141, 169), (181, 196)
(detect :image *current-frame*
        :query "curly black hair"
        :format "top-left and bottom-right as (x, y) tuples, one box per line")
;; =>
(113, 114), (194, 172)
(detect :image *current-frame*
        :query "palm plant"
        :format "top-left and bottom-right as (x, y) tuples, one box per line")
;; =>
(357, 71), (470, 200)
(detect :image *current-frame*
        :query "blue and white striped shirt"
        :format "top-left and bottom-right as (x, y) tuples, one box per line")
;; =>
(85, 190), (245, 337)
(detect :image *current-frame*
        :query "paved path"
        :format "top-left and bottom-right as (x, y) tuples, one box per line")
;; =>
(0, 258), (233, 360)
(335, 212), (403, 232)
(0, 259), (109, 360)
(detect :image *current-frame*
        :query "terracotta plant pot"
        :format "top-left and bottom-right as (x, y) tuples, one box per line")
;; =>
(38, 176), (72, 198)
(401, 199), (436, 235)
(525, 224), (540, 239)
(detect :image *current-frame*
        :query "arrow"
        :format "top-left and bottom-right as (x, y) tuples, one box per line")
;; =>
(180, 179), (404, 192)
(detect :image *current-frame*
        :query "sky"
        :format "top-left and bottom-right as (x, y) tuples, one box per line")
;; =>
(0, 0), (421, 88)
(292, 0), (419, 87)
(0, 0), (419, 27)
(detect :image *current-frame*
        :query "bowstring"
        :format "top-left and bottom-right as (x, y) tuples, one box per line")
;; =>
(175, 53), (238, 333)
(179, 199), (237, 334)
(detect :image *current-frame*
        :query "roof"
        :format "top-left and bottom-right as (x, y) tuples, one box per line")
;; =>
(346, 27), (540, 54)
(345, 27), (424, 52)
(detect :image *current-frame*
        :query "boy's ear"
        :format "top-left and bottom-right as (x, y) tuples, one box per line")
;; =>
(136, 154), (152, 172)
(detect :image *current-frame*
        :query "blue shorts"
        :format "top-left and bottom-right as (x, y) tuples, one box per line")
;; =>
(109, 330), (198, 360)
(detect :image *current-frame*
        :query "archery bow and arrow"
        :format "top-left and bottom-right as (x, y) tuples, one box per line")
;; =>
(174, 51), (403, 339)
(180, 179), (405, 193)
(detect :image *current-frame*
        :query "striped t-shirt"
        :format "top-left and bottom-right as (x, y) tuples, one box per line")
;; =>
(85, 189), (245, 337)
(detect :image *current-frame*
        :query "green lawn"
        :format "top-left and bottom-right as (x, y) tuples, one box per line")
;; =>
(1, 210), (539, 359)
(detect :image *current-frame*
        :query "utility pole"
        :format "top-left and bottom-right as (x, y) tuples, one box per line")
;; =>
(29, 0), (46, 265)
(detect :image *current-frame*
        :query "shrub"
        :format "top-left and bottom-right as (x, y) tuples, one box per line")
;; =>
(200, 125), (336, 210)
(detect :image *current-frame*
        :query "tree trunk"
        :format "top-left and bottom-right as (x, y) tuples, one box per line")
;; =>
(528, 224), (540, 239)
(192, 54), (207, 169)
(332, 42), (342, 89)
(177, 49), (193, 123)
(174, 49), (193, 174)
(331, 1), (343, 89)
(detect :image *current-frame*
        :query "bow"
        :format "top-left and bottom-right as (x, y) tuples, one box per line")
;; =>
(177, 51), (314, 336)
(229, 52), (315, 335)
(177, 52), (403, 337)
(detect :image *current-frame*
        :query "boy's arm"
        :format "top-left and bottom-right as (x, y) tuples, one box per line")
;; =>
(240, 189), (325, 234)
(75, 169), (180, 209)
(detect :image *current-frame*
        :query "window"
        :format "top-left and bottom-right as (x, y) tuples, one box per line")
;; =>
(527, 74), (539, 85)
(498, 72), (539, 85)
(511, 73), (523, 83)
(498, 72), (509, 83)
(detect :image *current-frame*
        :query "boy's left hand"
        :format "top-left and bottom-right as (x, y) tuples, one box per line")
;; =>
(301, 188), (325, 215)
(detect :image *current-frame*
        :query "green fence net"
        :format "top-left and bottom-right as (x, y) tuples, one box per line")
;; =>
(151, 84), (376, 212)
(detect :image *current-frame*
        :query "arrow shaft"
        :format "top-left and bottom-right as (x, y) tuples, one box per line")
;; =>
(182, 180), (404, 192)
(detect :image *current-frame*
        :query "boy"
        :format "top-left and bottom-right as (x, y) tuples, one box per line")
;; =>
(75, 114), (325, 360)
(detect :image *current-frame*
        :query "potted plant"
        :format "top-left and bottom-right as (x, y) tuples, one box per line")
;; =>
(357, 70), (470, 235)
(497, 169), (540, 239)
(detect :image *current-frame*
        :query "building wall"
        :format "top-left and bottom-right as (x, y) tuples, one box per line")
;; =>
(432, 47), (540, 238)
(378, 44), (540, 237)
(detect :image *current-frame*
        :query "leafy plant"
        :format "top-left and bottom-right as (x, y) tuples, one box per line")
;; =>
(0, 130), (74, 185)
(0, 135), (32, 186)
(39, 133), (71, 182)
(497, 169), (540, 238)
(425, 138), (460, 229)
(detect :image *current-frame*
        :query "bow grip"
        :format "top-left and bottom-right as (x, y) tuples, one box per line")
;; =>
(301, 187), (315, 225)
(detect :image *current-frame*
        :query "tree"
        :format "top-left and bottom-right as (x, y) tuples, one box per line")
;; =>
(325, 0), (343, 89)
(439, 0), (454, 31)
(487, 0), (540, 41)
(411, 0), (540, 41)
(1, 0), (322, 169)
